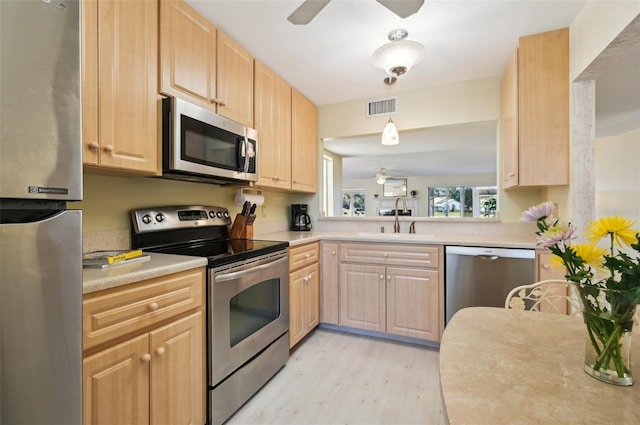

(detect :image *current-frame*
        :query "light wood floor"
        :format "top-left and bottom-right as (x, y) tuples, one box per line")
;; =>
(227, 328), (448, 425)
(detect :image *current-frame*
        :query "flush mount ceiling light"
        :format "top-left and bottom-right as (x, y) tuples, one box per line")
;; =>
(381, 117), (399, 145)
(376, 168), (388, 184)
(372, 29), (425, 86)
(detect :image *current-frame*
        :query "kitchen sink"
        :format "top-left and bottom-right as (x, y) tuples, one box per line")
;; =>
(356, 232), (436, 240)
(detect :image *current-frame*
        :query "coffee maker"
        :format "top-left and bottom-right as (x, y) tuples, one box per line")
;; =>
(290, 204), (312, 231)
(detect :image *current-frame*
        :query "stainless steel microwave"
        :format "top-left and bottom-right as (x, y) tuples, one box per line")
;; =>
(161, 97), (258, 185)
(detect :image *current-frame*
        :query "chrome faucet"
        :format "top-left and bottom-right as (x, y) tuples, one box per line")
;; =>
(393, 197), (408, 233)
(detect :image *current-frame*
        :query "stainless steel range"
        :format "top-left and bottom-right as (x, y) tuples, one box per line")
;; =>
(131, 205), (289, 425)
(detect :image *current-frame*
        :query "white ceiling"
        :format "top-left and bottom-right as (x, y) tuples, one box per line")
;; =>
(187, 1), (639, 180)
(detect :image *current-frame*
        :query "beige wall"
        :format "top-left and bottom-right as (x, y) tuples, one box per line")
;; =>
(318, 77), (502, 139)
(595, 127), (640, 220)
(570, 2), (640, 81)
(76, 173), (294, 233)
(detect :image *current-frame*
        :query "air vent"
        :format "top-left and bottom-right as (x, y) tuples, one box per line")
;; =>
(366, 97), (397, 117)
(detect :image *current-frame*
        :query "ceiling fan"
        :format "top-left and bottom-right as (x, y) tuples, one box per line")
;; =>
(287, 0), (425, 25)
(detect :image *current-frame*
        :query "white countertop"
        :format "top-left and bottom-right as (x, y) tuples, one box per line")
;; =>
(83, 231), (534, 294)
(83, 252), (207, 294)
(440, 307), (640, 424)
(257, 230), (536, 249)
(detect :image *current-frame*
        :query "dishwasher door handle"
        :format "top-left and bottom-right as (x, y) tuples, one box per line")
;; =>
(477, 255), (499, 260)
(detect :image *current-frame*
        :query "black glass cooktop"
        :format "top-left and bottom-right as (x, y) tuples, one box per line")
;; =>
(145, 238), (289, 267)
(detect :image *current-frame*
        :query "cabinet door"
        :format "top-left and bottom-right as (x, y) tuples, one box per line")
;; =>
(339, 263), (386, 332)
(217, 31), (254, 127)
(289, 264), (319, 348)
(321, 242), (339, 325)
(149, 311), (205, 425)
(91, 0), (159, 173)
(83, 334), (150, 425)
(273, 73), (293, 188)
(291, 89), (317, 193)
(517, 28), (569, 186)
(81, 0), (99, 165)
(254, 61), (277, 187)
(500, 49), (518, 189)
(159, 0), (217, 109)
(306, 263), (320, 332)
(386, 267), (440, 341)
(536, 251), (569, 314)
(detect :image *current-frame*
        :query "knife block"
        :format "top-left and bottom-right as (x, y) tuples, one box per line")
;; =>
(230, 214), (253, 239)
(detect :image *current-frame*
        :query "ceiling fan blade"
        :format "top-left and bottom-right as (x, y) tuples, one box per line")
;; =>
(376, 0), (424, 18)
(287, 0), (332, 25)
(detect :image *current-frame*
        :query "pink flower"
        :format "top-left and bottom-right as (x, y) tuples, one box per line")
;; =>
(520, 201), (555, 223)
(536, 223), (576, 251)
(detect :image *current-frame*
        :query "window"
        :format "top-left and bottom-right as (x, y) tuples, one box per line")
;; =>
(427, 185), (497, 218)
(342, 190), (366, 216)
(322, 155), (333, 216)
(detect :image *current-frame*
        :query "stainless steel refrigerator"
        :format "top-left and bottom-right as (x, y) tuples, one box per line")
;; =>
(0, 1), (82, 423)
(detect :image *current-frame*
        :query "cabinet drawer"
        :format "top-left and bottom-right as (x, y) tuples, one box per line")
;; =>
(83, 268), (205, 351)
(340, 243), (439, 268)
(289, 242), (319, 272)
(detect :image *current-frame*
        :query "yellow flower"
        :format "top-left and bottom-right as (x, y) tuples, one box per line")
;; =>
(572, 243), (607, 268)
(585, 216), (639, 248)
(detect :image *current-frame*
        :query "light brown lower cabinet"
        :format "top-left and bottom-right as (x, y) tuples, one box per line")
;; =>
(83, 312), (203, 425)
(289, 242), (320, 348)
(536, 249), (570, 314)
(336, 242), (443, 342)
(82, 268), (205, 425)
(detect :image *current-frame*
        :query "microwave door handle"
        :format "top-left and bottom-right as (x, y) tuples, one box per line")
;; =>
(242, 134), (250, 173)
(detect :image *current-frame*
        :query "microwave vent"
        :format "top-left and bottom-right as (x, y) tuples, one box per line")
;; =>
(366, 97), (397, 117)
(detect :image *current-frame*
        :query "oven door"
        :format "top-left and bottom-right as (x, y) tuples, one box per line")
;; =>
(209, 251), (289, 386)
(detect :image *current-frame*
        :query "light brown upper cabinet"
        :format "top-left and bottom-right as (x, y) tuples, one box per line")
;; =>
(82, 0), (159, 174)
(501, 28), (569, 189)
(254, 61), (292, 190)
(291, 89), (318, 193)
(159, 0), (254, 128)
(159, 0), (217, 108)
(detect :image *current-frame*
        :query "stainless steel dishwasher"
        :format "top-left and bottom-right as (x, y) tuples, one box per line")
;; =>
(445, 246), (535, 324)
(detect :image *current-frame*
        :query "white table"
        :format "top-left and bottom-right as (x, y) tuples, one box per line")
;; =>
(440, 307), (640, 424)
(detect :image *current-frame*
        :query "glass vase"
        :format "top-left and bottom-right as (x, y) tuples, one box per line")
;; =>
(573, 284), (636, 386)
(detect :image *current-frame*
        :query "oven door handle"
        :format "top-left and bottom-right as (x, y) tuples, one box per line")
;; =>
(215, 255), (287, 283)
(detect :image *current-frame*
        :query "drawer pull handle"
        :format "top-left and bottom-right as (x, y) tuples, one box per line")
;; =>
(332, 251), (336, 256)
(380, 275), (384, 280)
(542, 264), (550, 269)
(141, 354), (151, 363)
(383, 253), (388, 258)
(387, 275), (391, 280)
(156, 347), (165, 356)
(88, 142), (99, 150)
(148, 302), (159, 311)
(103, 145), (114, 153)
(305, 253), (310, 258)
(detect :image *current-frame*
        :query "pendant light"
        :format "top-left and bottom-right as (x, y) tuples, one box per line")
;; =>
(372, 29), (425, 84)
(381, 118), (399, 145)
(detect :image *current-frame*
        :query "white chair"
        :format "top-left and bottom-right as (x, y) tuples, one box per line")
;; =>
(505, 279), (581, 316)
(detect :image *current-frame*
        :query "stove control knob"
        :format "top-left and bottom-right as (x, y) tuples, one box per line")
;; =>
(209, 211), (216, 219)
(223, 211), (230, 219)
(216, 211), (223, 218)
(141, 214), (152, 224)
(155, 213), (165, 223)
